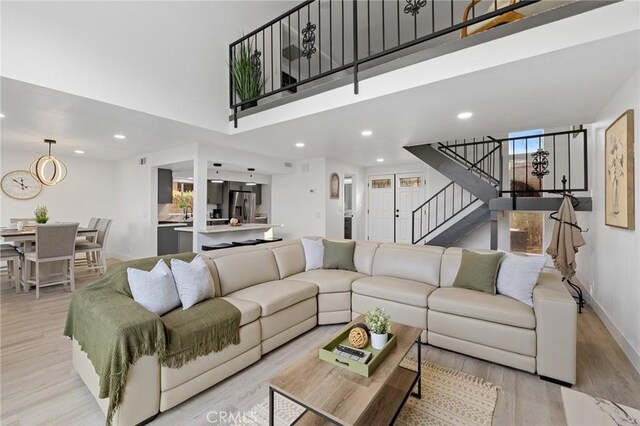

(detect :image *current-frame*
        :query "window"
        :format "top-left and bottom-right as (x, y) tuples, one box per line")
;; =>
(371, 178), (392, 189)
(398, 177), (422, 188)
(509, 129), (544, 254)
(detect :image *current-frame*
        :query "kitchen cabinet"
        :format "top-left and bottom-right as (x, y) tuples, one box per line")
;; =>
(207, 181), (223, 204)
(158, 168), (173, 204)
(157, 224), (186, 255)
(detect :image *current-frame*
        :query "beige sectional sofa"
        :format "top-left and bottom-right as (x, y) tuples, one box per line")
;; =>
(72, 238), (577, 425)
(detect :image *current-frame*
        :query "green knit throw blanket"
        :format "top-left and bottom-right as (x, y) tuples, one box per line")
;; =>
(63, 253), (241, 425)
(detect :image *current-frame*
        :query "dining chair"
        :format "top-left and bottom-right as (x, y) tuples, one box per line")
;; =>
(0, 244), (21, 293)
(75, 218), (112, 274)
(74, 217), (100, 268)
(23, 223), (79, 299)
(460, 0), (525, 38)
(10, 217), (35, 224)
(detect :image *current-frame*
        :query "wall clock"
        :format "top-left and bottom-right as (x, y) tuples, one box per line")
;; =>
(1, 170), (43, 200)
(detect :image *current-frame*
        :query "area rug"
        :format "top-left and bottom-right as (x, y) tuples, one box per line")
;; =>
(561, 387), (640, 426)
(239, 357), (499, 426)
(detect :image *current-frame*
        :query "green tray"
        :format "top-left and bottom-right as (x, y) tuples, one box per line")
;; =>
(319, 328), (397, 377)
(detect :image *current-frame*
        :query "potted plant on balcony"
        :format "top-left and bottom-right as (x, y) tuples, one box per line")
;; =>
(229, 38), (265, 110)
(365, 307), (391, 349)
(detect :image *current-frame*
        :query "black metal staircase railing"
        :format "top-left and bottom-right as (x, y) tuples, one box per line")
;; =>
(412, 181), (479, 244)
(229, 0), (544, 126)
(437, 137), (502, 187)
(410, 128), (589, 245)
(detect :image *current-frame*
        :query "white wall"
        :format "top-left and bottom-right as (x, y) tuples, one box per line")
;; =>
(586, 67), (640, 372)
(0, 148), (119, 255)
(271, 158), (327, 240)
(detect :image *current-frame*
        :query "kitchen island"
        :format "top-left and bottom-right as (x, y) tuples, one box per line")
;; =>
(175, 224), (283, 252)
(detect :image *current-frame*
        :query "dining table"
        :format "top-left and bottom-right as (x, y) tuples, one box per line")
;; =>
(1, 226), (99, 293)
(0, 226), (98, 243)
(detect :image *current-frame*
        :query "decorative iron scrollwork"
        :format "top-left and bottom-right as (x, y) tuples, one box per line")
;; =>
(531, 148), (550, 180)
(404, 0), (427, 16)
(251, 49), (262, 79)
(302, 21), (317, 60)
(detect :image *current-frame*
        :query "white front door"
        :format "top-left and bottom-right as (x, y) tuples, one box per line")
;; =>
(368, 175), (395, 242)
(395, 173), (426, 244)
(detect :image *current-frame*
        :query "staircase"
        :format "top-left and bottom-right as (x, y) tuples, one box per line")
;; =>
(405, 129), (592, 248)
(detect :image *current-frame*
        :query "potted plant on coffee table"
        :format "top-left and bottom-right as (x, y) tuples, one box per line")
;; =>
(365, 307), (391, 349)
(229, 38), (265, 110)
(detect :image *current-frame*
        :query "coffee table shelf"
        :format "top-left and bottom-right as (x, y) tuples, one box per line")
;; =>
(268, 316), (423, 425)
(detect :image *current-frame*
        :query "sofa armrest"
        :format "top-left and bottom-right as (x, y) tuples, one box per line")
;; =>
(533, 269), (577, 384)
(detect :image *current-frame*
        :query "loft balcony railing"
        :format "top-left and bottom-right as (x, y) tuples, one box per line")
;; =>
(229, 0), (547, 126)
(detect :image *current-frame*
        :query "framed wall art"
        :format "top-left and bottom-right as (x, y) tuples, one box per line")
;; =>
(605, 109), (635, 229)
(329, 172), (340, 199)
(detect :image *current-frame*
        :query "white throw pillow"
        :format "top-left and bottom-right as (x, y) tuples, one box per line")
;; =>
(301, 238), (324, 271)
(127, 259), (181, 315)
(171, 255), (214, 309)
(496, 252), (547, 307)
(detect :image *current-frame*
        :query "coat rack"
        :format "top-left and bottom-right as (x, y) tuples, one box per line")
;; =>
(549, 175), (587, 313)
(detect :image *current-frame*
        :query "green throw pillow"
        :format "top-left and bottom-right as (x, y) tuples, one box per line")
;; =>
(452, 250), (504, 294)
(322, 240), (357, 272)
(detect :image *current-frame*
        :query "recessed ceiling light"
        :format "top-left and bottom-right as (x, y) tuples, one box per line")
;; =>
(457, 112), (473, 119)
(0, 113), (5, 118)
(245, 182), (257, 186)
(74, 150), (85, 154)
(187, 177), (193, 180)
(295, 142), (305, 147)
(113, 134), (126, 139)
(361, 130), (373, 136)
(211, 179), (224, 183)
(376, 158), (385, 163)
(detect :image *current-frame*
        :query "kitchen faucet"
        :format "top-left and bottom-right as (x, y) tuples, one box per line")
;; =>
(185, 206), (192, 220)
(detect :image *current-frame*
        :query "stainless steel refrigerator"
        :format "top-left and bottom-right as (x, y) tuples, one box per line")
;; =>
(229, 191), (256, 223)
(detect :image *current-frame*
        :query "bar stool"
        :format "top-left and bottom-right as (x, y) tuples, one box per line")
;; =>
(257, 238), (283, 244)
(201, 243), (234, 251)
(232, 240), (260, 246)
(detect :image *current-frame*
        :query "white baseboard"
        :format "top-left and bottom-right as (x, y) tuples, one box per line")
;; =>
(590, 297), (640, 375)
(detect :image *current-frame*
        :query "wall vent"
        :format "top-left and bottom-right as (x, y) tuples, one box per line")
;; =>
(139, 157), (147, 165)
(284, 162), (293, 168)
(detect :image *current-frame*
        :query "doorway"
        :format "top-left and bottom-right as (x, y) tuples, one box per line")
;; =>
(367, 172), (426, 243)
(344, 175), (354, 239)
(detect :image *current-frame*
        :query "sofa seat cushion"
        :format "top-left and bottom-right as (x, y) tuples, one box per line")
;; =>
(352, 276), (437, 308)
(221, 297), (261, 326)
(428, 288), (535, 329)
(287, 270), (365, 293)
(227, 280), (318, 316)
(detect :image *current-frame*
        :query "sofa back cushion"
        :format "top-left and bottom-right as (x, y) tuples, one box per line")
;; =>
(271, 241), (306, 278)
(213, 250), (280, 295)
(440, 247), (499, 287)
(372, 244), (444, 286)
(354, 241), (379, 275)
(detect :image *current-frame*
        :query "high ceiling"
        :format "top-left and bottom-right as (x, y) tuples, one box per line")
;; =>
(1, 1), (638, 170)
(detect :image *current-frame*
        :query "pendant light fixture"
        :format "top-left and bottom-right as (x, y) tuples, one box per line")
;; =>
(30, 139), (67, 186)
(246, 167), (257, 186)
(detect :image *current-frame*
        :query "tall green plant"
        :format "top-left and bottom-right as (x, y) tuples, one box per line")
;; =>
(229, 38), (265, 102)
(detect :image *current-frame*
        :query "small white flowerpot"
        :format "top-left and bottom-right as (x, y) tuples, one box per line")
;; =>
(371, 332), (388, 350)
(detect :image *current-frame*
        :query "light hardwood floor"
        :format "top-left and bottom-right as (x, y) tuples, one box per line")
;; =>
(1, 264), (639, 425)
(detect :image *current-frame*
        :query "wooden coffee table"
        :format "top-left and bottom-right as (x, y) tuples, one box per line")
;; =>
(268, 316), (422, 425)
